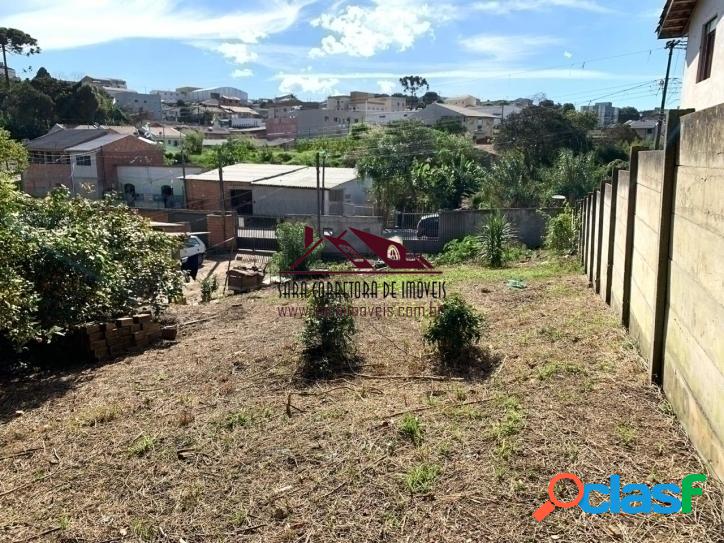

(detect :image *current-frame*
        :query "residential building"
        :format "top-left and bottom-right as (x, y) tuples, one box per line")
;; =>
(151, 89), (184, 103)
(223, 106), (262, 128)
(80, 75), (127, 89)
(625, 119), (659, 140)
(23, 128), (164, 198)
(111, 91), (163, 121)
(116, 165), (202, 208)
(445, 95), (479, 108)
(267, 98), (320, 119)
(0, 62), (19, 81)
(187, 87), (248, 103)
(581, 102), (620, 127)
(658, 0), (723, 110)
(363, 110), (418, 125)
(414, 102), (496, 142)
(185, 163), (372, 216)
(140, 124), (185, 148)
(294, 109), (365, 138)
(327, 92), (407, 112)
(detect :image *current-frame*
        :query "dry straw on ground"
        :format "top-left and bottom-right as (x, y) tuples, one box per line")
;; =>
(0, 259), (721, 542)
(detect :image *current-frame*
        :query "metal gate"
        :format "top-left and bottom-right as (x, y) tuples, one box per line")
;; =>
(237, 215), (280, 251)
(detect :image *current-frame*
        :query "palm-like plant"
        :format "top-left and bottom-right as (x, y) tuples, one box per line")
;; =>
(479, 211), (513, 268)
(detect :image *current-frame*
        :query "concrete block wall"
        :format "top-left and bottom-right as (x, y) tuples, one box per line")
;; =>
(579, 106), (723, 480)
(207, 213), (237, 252)
(663, 104), (724, 478)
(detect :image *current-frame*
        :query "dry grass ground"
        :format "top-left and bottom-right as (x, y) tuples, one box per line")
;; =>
(1, 257), (721, 542)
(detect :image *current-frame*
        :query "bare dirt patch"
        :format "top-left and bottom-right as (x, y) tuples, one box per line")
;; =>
(1, 260), (721, 542)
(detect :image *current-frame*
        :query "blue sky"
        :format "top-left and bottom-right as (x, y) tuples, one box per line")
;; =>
(2, 0), (682, 109)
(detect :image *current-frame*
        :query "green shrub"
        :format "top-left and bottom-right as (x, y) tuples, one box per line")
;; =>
(300, 291), (357, 378)
(479, 212), (513, 268)
(435, 235), (481, 265)
(424, 294), (485, 363)
(273, 222), (321, 274)
(0, 181), (183, 350)
(200, 275), (218, 303)
(545, 204), (578, 255)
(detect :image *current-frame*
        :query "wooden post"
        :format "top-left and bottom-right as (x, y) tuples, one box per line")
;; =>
(621, 146), (643, 328)
(649, 109), (692, 385)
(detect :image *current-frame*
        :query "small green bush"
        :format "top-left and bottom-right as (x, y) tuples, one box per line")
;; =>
(300, 291), (357, 377)
(545, 204), (578, 255)
(479, 212), (513, 268)
(424, 294), (485, 363)
(273, 222), (321, 274)
(200, 275), (218, 303)
(436, 235), (481, 265)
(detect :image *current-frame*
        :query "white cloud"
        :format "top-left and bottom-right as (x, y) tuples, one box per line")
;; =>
(215, 43), (258, 64)
(460, 34), (563, 61)
(309, 0), (452, 58)
(3, 0), (306, 49)
(564, 50), (573, 59)
(278, 74), (340, 95)
(377, 80), (397, 94)
(473, 0), (614, 14)
(231, 68), (254, 78)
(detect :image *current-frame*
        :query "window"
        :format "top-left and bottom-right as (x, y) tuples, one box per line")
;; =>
(75, 155), (91, 166)
(697, 16), (717, 82)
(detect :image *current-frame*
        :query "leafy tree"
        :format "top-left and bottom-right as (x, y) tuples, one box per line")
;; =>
(412, 154), (484, 209)
(183, 130), (203, 155)
(472, 151), (539, 208)
(421, 91), (442, 106)
(618, 106), (640, 124)
(0, 128), (28, 175)
(356, 121), (484, 213)
(0, 28), (40, 85)
(494, 105), (589, 168)
(0, 181), (183, 351)
(0, 81), (54, 139)
(399, 75), (429, 108)
(540, 149), (601, 202)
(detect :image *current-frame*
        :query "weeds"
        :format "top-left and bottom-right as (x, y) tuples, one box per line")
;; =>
(128, 435), (156, 457)
(200, 275), (218, 303)
(398, 414), (423, 446)
(480, 211), (513, 268)
(423, 294), (485, 364)
(76, 404), (120, 427)
(537, 361), (586, 381)
(615, 422), (637, 448)
(131, 519), (154, 541)
(404, 463), (440, 494)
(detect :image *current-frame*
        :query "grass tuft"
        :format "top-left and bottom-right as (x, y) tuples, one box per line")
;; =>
(128, 435), (155, 457)
(404, 463), (440, 494)
(398, 413), (423, 446)
(537, 361), (586, 381)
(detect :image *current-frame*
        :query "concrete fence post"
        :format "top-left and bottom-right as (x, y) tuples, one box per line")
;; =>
(594, 181), (606, 294)
(587, 191), (597, 287)
(604, 171), (619, 305)
(580, 197), (588, 269)
(621, 146), (643, 328)
(649, 109), (693, 385)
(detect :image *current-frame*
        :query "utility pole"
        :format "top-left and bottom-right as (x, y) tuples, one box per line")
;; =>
(217, 147), (227, 249)
(654, 39), (680, 150)
(315, 151), (321, 236)
(321, 151), (326, 215)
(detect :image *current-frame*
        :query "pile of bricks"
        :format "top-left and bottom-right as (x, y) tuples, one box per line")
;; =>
(81, 314), (164, 361)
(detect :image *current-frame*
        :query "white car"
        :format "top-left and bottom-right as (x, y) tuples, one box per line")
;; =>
(180, 235), (206, 266)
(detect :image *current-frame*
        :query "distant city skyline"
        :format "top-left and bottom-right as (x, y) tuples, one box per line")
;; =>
(2, 0), (681, 109)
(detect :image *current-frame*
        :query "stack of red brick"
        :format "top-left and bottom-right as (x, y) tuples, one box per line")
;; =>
(82, 314), (163, 360)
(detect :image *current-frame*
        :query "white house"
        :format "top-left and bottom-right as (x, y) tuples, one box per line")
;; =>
(658, 0), (723, 110)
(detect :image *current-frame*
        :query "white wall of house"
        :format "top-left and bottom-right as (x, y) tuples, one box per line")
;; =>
(252, 186), (327, 215)
(681, 0), (723, 110)
(117, 166), (202, 208)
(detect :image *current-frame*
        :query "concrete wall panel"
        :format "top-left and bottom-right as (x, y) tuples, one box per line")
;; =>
(599, 183), (612, 302)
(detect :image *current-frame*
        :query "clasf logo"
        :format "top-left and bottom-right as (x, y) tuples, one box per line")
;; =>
(533, 472), (707, 522)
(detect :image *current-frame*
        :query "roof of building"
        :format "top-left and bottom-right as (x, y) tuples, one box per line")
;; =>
(435, 103), (497, 118)
(65, 133), (128, 152)
(625, 119), (658, 129)
(222, 105), (259, 116)
(185, 163), (358, 189)
(145, 126), (183, 138)
(26, 128), (109, 151)
(657, 0), (698, 38)
(108, 125), (140, 136)
(445, 95), (477, 102)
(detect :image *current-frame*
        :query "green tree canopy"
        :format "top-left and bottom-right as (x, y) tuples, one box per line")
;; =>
(494, 105), (590, 169)
(0, 27), (40, 84)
